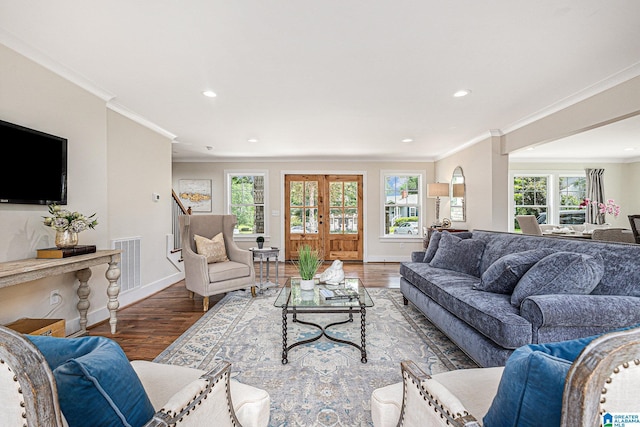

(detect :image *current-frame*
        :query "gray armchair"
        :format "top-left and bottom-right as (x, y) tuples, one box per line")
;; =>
(591, 227), (635, 243)
(179, 214), (255, 311)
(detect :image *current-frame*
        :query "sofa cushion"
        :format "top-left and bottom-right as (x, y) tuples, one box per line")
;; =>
(430, 232), (486, 277)
(423, 231), (473, 263)
(511, 252), (605, 307)
(194, 232), (229, 263)
(482, 334), (599, 427)
(28, 335), (155, 427)
(477, 248), (556, 294)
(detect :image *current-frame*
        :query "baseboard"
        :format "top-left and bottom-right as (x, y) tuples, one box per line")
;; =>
(366, 255), (411, 263)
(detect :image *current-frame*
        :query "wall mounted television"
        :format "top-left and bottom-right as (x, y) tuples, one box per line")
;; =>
(0, 119), (68, 205)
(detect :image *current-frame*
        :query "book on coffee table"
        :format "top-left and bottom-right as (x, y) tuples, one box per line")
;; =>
(319, 288), (358, 300)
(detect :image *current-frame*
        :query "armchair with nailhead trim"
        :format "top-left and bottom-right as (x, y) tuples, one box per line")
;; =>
(371, 326), (640, 427)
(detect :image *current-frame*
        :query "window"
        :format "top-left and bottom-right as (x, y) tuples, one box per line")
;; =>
(510, 172), (586, 230)
(226, 172), (266, 235)
(513, 175), (548, 229)
(558, 176), (586, 225)
(382, 172), (422, 236)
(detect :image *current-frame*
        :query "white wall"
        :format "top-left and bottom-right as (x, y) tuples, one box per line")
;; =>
(435, 136), (510, 232)
(0, 45), (177, 334)
(172, 160), (435, 262)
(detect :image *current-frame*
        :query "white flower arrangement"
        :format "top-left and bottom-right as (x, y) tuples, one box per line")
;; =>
(43, 204), (98, 233)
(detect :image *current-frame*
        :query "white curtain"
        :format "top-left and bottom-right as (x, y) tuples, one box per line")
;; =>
(585, 168), (605, 224)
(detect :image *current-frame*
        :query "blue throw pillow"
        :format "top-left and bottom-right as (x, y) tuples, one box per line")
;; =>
(482, 334), (598, 427)
(476, 248), (556, 294)
(510, 251), (605, 307)
(28, 335), (155, 427)
(423, 231), (472, 263)
(429, 231), (485, 277)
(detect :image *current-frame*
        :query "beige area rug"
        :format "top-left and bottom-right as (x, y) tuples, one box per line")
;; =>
(155, 287), (476, 426)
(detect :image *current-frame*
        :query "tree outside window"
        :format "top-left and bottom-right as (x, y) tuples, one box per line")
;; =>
(558, 176), (586, 225)
(229, 174), (265, 234)
(383, 173), (421, 235)
(513, 176), (548, 229)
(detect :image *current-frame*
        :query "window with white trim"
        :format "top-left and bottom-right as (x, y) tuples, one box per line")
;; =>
(382, 172), (422, 236)
(226, 172), (266, 235)
(511, 172), (586, 230)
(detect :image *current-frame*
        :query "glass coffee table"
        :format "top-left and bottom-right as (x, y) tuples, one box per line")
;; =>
(274, 277), (374, 364)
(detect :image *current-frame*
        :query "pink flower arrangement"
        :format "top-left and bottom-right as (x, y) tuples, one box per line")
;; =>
(581, 198), (621, 218)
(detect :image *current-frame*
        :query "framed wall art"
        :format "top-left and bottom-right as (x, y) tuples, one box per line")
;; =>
(178, 179), (212, 212)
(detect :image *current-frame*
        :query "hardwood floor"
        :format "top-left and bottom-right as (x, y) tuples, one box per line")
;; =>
(88, 261), (402, 361)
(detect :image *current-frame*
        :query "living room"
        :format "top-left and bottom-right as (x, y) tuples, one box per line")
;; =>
(1, 2), (640, 425)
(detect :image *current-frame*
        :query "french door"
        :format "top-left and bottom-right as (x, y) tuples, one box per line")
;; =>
(284, 174), (363, 261)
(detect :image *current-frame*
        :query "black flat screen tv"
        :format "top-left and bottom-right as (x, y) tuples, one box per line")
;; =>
(0, 119), (68, 205)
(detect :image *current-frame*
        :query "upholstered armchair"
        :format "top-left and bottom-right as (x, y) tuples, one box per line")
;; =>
(591, 227), (635, 243)
(371, 326), (640, 427)
(515, 215), (543, 236)
(0, 326), (270, 427)
(180, 214), (256, 310)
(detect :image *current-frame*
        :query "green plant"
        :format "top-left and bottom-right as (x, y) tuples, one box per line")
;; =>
(256, 236), (265, 243)
(294, 245), (322, 280)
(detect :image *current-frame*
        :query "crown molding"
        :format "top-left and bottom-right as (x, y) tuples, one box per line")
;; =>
(0, 28), (115, 102)
(501, 61), (640, 135)
(107, 101), (177, 141)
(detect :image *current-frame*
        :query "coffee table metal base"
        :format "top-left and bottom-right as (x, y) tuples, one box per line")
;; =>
(281, 305), (367, 364)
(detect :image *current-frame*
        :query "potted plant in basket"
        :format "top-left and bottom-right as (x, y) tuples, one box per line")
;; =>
(295, 245), (323, 290)
(256, 235), (265, 249)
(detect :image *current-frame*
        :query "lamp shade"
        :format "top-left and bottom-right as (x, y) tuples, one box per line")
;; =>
(452, 183), (465, 198)
(427, 183), (449, 198)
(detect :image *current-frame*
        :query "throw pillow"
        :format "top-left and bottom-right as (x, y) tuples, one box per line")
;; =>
(482, 334), (599, 427)
(194, 232), (229, 263)
(422, 231), (473, 263)
(510, 252), (604, 307)
(477, 248), (556, 294)
(28, 335), (155, 427)
(429, 231), (485, 277)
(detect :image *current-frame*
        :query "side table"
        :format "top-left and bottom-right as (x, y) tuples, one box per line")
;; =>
(425, 227), (469, 248)
(249, 247), (279, 293)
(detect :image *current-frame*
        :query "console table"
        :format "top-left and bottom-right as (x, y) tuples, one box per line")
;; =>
(0, 250), (122, 336)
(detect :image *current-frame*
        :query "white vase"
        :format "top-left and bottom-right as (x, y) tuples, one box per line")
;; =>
(300, 279), (315, 290)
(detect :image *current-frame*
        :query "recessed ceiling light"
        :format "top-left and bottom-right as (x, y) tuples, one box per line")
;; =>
(624, 147), (636, 151)
(526, 147), (535, 151)
(248, 138), (259, 143)
(202, 90), (217, 98)
(453, 89), (471, 98)
(401, 138), (413, 143)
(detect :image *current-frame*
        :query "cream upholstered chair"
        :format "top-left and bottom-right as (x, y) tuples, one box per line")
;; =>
(515, 215), (543, 236)
(591, 228), (635, 243)
(0, 326), (270, 427)
(180, 214), (255, 311)
(371, 326), (640, 427)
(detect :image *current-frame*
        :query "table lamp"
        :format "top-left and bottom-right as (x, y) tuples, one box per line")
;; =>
(427, 182), (449, 226)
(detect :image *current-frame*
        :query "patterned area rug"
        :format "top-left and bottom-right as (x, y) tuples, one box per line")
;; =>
(155, 287), (476, 426)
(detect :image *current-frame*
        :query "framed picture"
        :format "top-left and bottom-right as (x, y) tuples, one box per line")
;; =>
(178, 179), (212, 212)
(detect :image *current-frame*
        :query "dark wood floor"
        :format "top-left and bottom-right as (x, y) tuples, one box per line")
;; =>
(88, 262), (401, 361)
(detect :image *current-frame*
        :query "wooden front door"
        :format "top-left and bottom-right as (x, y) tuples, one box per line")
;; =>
(285, 174), (363, 261)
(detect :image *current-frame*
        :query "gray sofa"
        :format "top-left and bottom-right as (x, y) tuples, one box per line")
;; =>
(400, 230), (640, 367)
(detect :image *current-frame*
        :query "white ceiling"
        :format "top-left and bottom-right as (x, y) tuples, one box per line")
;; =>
(1, 1), (640, 162)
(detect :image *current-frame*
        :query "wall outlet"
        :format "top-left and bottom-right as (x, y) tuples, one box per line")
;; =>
(50, 290), (61, 305)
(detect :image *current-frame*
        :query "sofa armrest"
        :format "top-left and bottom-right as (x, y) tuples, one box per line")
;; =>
(143, 361), (240, 427)
(410, 251), (426, 263)
(521, 294), (640, 331)
(398, 361), (480, 427)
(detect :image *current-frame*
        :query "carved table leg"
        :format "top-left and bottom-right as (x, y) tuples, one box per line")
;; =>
(105, 259), (121, 334)
(76, 268), (92, 335)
